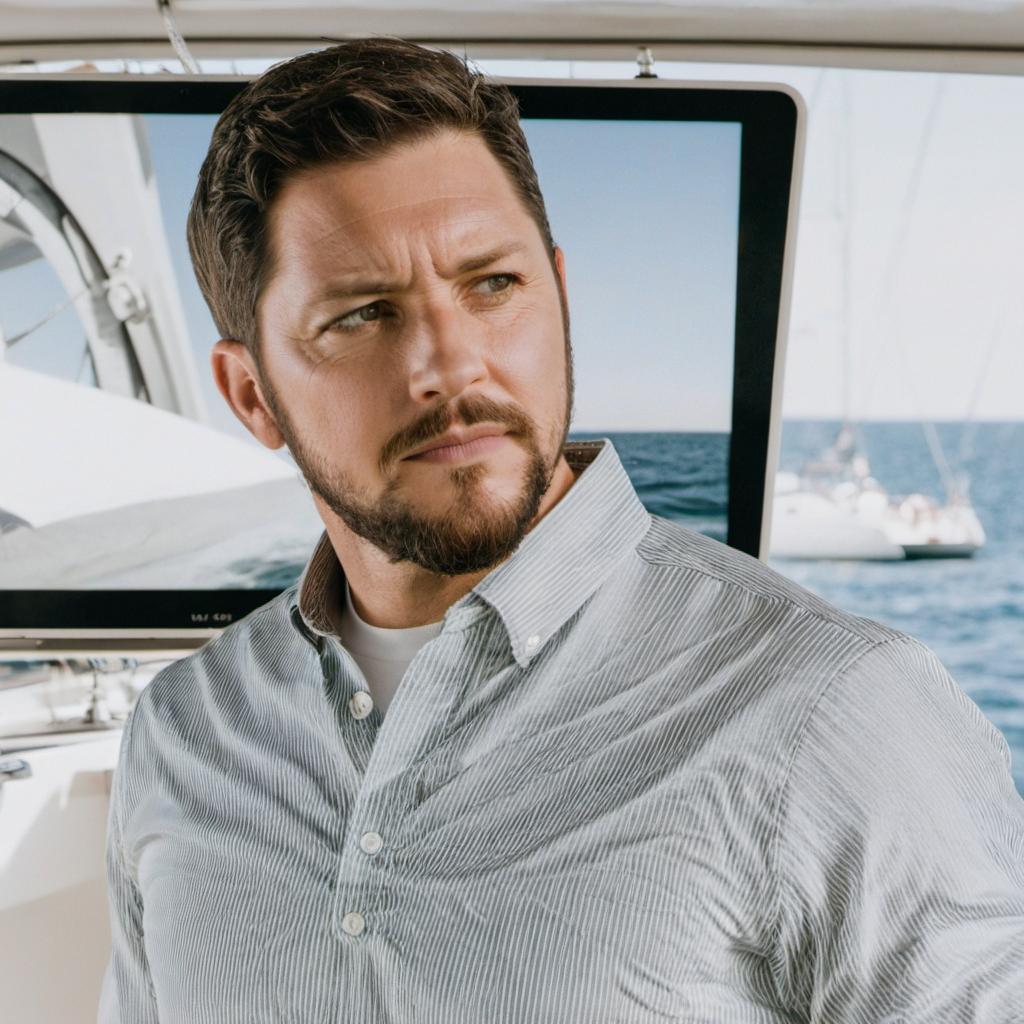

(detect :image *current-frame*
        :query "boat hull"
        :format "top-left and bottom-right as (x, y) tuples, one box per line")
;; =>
(902, 543), (980, 559)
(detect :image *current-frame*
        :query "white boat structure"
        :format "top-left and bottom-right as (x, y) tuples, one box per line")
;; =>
(770, 423), (986, 560)
(0, 112), (318, 589)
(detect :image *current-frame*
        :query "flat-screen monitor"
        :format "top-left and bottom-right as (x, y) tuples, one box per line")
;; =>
(0, 74), (802, 654)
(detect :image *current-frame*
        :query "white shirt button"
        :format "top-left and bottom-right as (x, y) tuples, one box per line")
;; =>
(359, 831), (383, 855)
(348, 691), (373, 719)
(341, 911), (365, 936)
(526, 634), (541, 650)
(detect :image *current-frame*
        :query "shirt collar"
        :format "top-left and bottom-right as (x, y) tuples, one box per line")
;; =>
(290, 438), (650, 667)
(471, 439), (650, 666)
(292, 528), (345, 646)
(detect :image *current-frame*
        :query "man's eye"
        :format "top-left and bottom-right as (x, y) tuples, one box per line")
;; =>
(330, 302), (383, 332)
(475, 274), (517, 296)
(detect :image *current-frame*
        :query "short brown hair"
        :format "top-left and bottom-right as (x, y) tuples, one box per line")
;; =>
(186, 37), (555, 364)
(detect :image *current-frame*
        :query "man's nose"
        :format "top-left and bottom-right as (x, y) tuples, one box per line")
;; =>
(406, 298), (489, 404)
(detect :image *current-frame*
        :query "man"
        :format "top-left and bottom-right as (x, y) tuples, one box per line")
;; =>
(100, 37), (1024, 1023)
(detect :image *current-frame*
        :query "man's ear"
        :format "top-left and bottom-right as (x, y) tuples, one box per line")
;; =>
(553, 245), (567, 295)
(210, 339), (286, 450)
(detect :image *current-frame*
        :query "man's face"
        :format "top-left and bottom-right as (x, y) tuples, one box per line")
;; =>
(254, 129), (574, 576)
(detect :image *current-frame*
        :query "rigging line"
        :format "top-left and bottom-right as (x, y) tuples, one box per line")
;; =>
(859, 75), (947, 418)
(840, 73), (854, 423)
(922, 420), (962, 503)
(893, 328), (962, 503)
(157, 0), (202, 75)
(2, 284), (91, 351)
(958, 312), (1006, 467)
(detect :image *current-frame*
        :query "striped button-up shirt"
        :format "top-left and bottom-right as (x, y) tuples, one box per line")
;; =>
(100, 439), (1024, 1023)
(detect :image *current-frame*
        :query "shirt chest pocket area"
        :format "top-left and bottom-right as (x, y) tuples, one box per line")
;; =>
(127, 793), (292, 971)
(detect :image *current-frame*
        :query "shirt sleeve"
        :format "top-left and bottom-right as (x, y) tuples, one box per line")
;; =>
(768, 636), (1024, 1022)
(97, 705), (161, 1024)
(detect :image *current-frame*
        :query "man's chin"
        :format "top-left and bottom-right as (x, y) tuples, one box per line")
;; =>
(376, 485), (542, 575)
(360, 508), (526, 576)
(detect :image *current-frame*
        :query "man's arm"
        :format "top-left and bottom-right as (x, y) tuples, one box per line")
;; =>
(98, 707), (161, 1024)
(768, 636), (1024, 1022)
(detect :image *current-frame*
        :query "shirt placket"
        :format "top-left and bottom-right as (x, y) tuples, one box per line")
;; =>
(323, 602), (488, 950)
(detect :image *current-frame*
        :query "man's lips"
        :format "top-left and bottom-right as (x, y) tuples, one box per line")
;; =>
(403, 425), (509, 460)
(403, 435), (512, 464)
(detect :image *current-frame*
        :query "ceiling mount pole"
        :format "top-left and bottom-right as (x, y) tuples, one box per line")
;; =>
(157, 0), (202, 74)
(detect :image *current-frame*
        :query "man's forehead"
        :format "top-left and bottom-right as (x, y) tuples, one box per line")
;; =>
(270, 131), (525, 237)
(273, 191), (521, 261)
(268, 153), (539, 288)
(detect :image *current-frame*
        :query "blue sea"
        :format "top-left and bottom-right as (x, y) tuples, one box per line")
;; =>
(575, 423), (1024, 796)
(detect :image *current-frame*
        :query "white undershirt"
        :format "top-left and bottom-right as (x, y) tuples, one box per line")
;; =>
(337, 580), (444, 716)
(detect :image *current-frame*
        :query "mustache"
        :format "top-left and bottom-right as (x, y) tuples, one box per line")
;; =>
(380, 395), (536, 471)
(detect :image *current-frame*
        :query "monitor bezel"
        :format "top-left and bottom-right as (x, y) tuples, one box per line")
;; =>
(0, 73), (802, 646)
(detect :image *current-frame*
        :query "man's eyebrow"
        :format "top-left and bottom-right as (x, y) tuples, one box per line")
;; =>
(306, 243), (530, 305)
(307, 279), (396, 305)
(454, 242), (528, 275)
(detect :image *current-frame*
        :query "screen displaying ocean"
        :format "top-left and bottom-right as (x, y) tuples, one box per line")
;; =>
(576, 423), (1024, 797)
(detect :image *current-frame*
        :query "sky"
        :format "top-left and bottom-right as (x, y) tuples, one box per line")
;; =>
(665, 62), (1024, 423)
(779, 66), (1024, 423)
(2, 62), (1022, 433)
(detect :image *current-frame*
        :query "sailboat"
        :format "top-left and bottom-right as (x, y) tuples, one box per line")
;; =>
(770, 422), (986, 560)
(769, 75), (986, 562)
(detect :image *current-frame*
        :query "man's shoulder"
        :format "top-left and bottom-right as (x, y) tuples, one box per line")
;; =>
(626, 519), (1008, 802)
(131, 584), (307, 724)
(634, 514), (902, 649)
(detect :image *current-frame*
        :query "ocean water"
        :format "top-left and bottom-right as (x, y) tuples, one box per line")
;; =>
(576, 424), (1024, 796)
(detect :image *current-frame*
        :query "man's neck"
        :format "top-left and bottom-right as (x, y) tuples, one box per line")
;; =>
(317, 454), (578, 629)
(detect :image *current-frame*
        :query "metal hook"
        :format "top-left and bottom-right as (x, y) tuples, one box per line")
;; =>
(635, 47), (658, 79)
